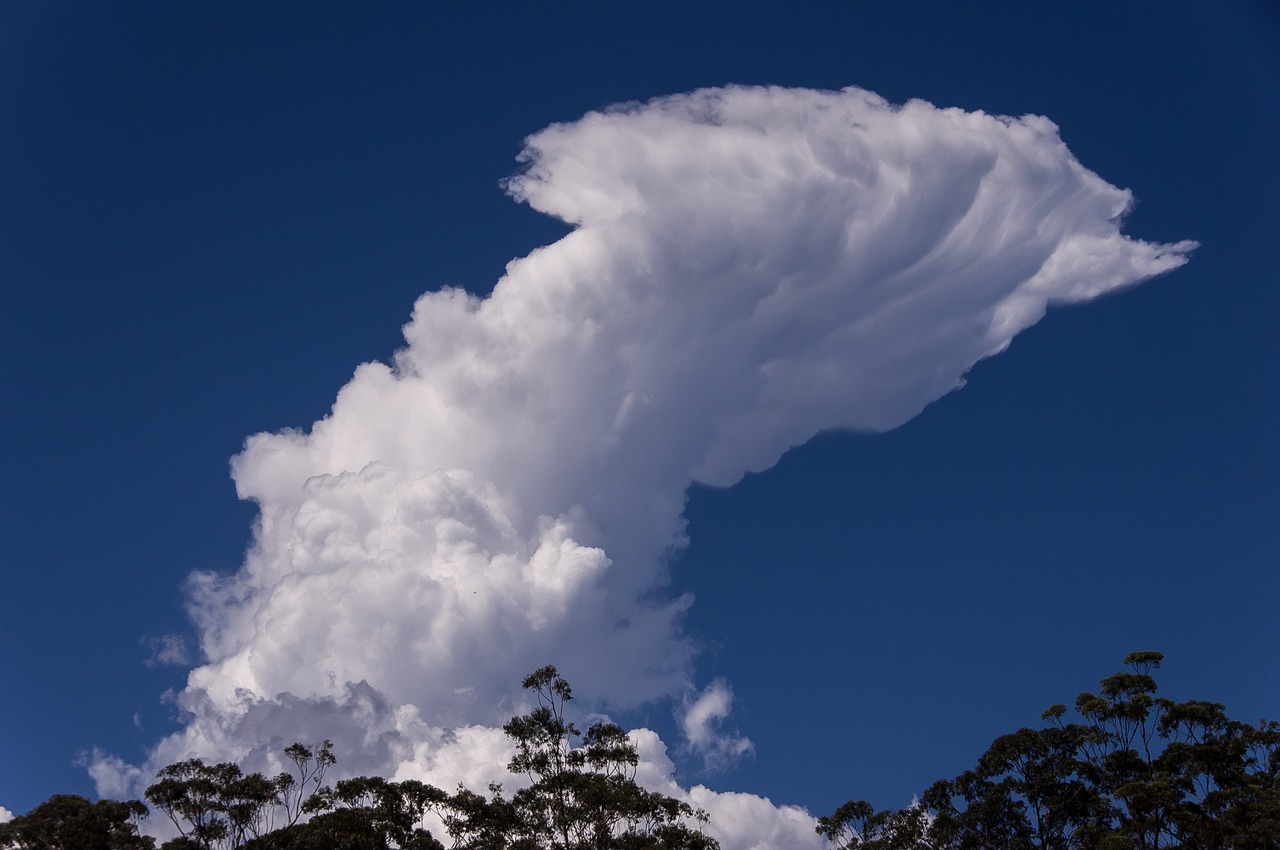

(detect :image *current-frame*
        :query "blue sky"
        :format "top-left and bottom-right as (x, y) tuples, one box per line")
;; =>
(2, 1), (1277, 843)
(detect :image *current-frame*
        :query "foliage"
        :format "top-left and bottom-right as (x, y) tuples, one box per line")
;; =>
(821, 652), (1280, 850)
(4, 666), (715, 849)
(441, 665), (718, 849)
(145, 740), (334, 850)
(12, 656), (1275, 850)
(0, 794), (155, 850)
(248, 776), (448, 850)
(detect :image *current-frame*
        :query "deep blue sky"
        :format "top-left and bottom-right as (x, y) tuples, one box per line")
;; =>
(2, 0), (1277, 821)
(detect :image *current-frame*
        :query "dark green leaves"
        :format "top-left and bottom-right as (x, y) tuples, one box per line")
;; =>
(0, 794), (155, 850)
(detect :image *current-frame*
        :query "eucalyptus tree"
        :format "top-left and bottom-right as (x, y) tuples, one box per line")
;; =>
(822, 652), (1279, 850)
(145, 741), (334, 850)
(442, 665), (718, 850)
(0, 794), (154, 850)
(246, 776), (447, 849)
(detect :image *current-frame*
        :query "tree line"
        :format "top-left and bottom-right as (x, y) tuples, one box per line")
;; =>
(2, 666), (714, 850)
(2, 654), (1276, 849)
(817, 652), (1279, 849)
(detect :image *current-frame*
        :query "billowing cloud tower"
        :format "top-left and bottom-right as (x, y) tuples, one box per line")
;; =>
(95, 86), (1193, 849)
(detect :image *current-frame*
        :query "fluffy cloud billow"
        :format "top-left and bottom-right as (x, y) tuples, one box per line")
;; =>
(97, 85), (1193, 848)
(682, 680), (754, 771)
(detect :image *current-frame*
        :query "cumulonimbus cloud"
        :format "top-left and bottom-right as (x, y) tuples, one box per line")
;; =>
(96, 85), (1192, 848)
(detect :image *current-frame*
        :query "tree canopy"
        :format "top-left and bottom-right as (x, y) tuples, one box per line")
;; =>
(444, 664), (717, 850)
(5, 657), (1273, 850)
(0, 794), (153, 850)
(1, 667), (715, 850)
(819, 651), (1280, 850)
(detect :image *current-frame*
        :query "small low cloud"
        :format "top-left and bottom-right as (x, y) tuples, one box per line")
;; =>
(143, 634), (190, 668)
(631, 729), (821, 849)
(0, 805), (13, 823)
(85, 749), (153, 804)
(681, 680), (754, 771)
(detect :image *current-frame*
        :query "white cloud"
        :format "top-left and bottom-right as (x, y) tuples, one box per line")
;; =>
(688, 787), (826, 850)
(630, 729), (823, 850)
(94, 85), (1192, 847)
(0, 805), (13, 823)
(143, 634), (190, 668)
(87, 750), (151, 803)
(681, 680), (754, 771)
